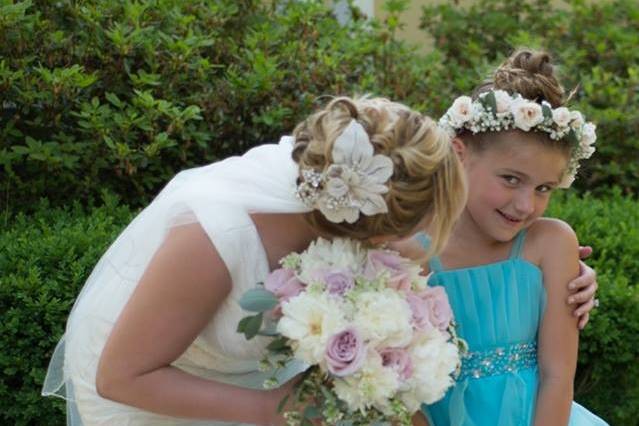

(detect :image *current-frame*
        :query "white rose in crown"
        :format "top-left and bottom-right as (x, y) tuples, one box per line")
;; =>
(447, 96), (473, 127)
(570, 110), (585, 129)
(511, 98), (544, 131)
(493, 89), (513, 114)
(581, 122), (597, 147)
(552, 106), (572, 127)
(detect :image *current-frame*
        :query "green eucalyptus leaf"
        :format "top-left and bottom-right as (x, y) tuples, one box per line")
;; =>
(239, 288), (278, 312)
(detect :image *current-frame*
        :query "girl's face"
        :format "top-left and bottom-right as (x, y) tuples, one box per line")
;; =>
(457, 132), (569, 243)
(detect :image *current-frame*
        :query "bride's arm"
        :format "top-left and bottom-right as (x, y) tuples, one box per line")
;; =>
(96, 222), (282, 425)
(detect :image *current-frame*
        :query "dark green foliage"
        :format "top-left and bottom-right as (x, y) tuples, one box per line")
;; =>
(421, 0), (639, 196)
(0, 195), (134, 425)
(1, 0), (446, 212)
(546, 189), (639, 425)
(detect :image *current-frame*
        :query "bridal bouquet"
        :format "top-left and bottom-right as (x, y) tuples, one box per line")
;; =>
(238, 238), (464, 425)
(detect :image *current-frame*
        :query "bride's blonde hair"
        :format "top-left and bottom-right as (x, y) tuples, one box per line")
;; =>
(292, 96), (466, 255)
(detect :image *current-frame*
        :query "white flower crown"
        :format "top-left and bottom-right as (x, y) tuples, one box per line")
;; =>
(439, 90), (597, 187)
(295, 120), (394, 224)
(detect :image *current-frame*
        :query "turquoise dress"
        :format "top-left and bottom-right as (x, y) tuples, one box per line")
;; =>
(416, 231), (608, 426)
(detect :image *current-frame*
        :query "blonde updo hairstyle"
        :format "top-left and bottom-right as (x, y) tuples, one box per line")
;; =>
(292, 96), (467, 255)
(463, 48), (572, 157)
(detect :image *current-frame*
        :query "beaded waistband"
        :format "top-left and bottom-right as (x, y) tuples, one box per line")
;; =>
(458, 342), (537, 381)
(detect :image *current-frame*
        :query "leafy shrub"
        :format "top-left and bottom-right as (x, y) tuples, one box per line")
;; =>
(546, 188), (639, 425)
(0, 195), (134, 426)
(0, 190), (637, 425)
(0, 0), (447, 212)
(421, 0), (639, 196)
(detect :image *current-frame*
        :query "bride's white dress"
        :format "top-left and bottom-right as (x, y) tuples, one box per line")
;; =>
(42, 137), (310, 425)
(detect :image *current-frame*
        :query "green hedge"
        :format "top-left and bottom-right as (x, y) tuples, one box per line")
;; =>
(1, 191), (637, 425)
(0, 195), (135, 426)
(546, 189), (639, 425)
(420, 0), (639, 196)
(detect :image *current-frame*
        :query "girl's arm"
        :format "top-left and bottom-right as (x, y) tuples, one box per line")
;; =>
(532, 219), (580, 426)
(95, 222), (284, 426)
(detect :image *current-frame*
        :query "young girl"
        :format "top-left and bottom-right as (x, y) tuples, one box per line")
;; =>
(415, 50), (608, 425)
(42, 96), (469, 425)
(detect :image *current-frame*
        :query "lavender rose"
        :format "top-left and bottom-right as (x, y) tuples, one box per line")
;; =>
(264, 268), (304, 317)
(406, 291), (434, 331)
(418, 286), (453, 332)
(264, 268), (304, 300)
(380, 347), (413, 380)
(325, 327), (366, 376)
(323, 269), (355, 296)
(364, 250), (411, 291)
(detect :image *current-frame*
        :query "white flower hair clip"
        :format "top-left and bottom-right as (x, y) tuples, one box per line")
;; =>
(295, 120), (394, 224)
(439, 90), (597, 187)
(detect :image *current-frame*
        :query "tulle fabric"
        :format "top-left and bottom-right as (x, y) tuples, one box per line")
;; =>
(42, 137), (310, 425)
(417, 232), (609, 426)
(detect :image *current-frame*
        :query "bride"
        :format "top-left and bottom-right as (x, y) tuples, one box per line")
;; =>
(43, 95), (598, 425)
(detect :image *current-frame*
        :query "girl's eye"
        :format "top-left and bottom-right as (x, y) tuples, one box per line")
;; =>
(502, 175), (519, 185)
(537, 185), (554, 194)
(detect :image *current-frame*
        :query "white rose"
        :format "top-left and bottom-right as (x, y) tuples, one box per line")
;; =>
(569, 110), (585, 128)
(333, 350), (400, 414)
(493, 90), (512, 114)
(447, 96), (473, 127)
(552, 107), (572, 127)
(277, 292), (347, 364)
(353, 289), (414, 347)
(511, 98), (543, 131)
(581, 122), (597, 146)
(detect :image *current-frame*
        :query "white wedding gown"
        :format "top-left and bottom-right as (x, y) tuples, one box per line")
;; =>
(43, 137), (310, 425)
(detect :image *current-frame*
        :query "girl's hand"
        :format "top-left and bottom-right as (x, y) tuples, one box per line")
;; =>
(566, 246), (598, 330)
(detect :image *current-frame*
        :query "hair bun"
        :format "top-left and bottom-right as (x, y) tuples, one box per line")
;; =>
(507, 50), (554, 77)
(490, 48), (565, 107)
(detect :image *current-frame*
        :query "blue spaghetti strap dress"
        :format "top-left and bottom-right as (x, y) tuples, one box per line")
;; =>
(416, 231), (608, 426)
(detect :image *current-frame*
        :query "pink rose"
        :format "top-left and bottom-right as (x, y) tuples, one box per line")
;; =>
(417, 286), (453, 332)
(325, 328), (366, 377)
(364, 250), (412, 291)
(406, 291), (434, 331)
(265, 268), (304, 300)
(380, 347), (413, 380)
(323, 269), (354, 296)
(264, 268), (304, 317)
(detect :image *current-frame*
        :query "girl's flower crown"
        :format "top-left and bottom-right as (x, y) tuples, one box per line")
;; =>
(439, 90), (597, 187)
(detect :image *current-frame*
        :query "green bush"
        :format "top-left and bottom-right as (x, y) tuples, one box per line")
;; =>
(546, 189), (639, 425)
(0, 0), (448, 212)
(0, 191), (636, 425)
(0, 195), (135, 426)
(420, 0), (639, 196)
